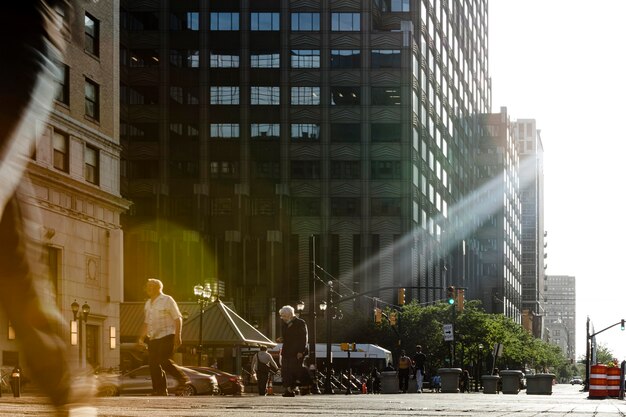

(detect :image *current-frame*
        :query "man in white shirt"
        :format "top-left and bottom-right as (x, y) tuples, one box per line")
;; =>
(251, 346), (278, 395)
(137, 278), (190, 395)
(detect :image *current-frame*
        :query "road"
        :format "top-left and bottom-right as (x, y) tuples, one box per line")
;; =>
(2, 383), (625, 416)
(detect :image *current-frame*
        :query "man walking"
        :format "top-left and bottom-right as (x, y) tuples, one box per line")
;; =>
(138, 278), (190, 396)
(413, 344), (427, 393)
(251, 345), (279, 395)
(397, 350), (412, 393)
(277, 305), (308, 397)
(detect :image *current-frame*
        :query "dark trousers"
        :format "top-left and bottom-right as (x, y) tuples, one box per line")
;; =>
(0, 2), (73, 409)
(281, 355), (302, 390)
(398, 369), (410, 392)
(148, 334), (187, 394)
(256, 369), (270, 395)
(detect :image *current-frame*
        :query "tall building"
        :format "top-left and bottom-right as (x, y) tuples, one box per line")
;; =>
(119, 0), (491, 337)
(0, 1), (130, 370)
(474, 107), (522, 320)
(513, 119), (546, 338)
(544, 274), (576, 360)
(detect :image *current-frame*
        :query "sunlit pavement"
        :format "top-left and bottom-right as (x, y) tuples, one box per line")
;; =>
(2, 384), (626, 416)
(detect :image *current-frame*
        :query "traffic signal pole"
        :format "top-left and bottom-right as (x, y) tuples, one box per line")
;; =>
(585, 318), (625, 392)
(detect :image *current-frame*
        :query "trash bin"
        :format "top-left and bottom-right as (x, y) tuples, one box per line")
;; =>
(10, 367), (20, 398)
(499, 370), (522, 394)
(380, 371), (398, 394)
(482, 375), (500, 394)
(438, 368), (462, 393)
(526, 374), (555, 395)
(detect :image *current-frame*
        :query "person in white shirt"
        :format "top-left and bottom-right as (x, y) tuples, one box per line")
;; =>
(137, 278), (190, 395)
(251, 346), (278, 395)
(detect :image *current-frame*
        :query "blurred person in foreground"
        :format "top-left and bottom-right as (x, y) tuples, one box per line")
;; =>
(0, 1), (97, 416)
(277, 305), (308, 397)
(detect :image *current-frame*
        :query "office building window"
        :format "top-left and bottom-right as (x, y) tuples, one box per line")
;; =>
(251, 86), (280, 105)
(251, 12), (280, 31)
(170, 49), (199, 68)
(290, 50), (320, 68)
(253, 162), (280, 179)
(170, 11), (199, 30)
(84, 78), (99, 120)
(84, 145), (99, 185)
(170, 123), (198, 138)
(53, 130), (69, 172)
(169, 86), (199, 105)
(291, 123), (320, 141)
(331, 13), (360, 31)
(291, 161), (320, 179)
(330, 86), (360, 105)
(126, 11), (159, 31)
(251, 123), (280, 139)
(210, 124), (240, 139)
(330, 123), (361, 142)
(251, 52), (280, 68)
(130, 49), (160, 67)
(210, 86), (239, 105)
(371, 50), (401, 68)
(291, 13), (320, 31)
(290, 87), (320, 105)
(330, 50), (360, 69)
(372, 87), (402, 105)
(56, 64), (69, 105)
(331, 198), (360, 216)
(331, 161), (361, 179)
(292, 198), (321, 216)
(84, 13), (99, 56)
(371, 198), (401, 216)
(371, 160), (401, 179)
(210, 51), (239, 68)
(372, 123), (401, 142)
(210, 12), (239, 30)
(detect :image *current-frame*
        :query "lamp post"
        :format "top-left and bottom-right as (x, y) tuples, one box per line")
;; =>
(71, 300), (90, 368)
(296, 301), (305, 316)
(323, 280), (334, 394)
(193, 283), (212, 367)
(477, 343), (484, 391)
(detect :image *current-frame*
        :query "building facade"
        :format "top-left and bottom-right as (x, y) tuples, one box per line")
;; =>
(119, 0), (493, 337)
(544, 274), (576, 361)
(0, 0), (130, 371)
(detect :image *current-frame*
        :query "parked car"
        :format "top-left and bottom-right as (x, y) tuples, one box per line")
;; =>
(570, 376), (583, 385)
(187, 366), (244, 395)
(97, 365), (219, 396)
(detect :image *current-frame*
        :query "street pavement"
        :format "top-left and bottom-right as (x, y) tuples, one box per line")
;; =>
(2, 383), (626, 416)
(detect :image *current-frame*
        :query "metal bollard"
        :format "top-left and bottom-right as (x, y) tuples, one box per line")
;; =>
(10, 367), (20, 398)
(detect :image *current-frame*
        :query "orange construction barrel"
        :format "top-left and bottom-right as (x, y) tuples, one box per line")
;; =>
(589, 364), (608, 399)
(606, 366), (621, 397)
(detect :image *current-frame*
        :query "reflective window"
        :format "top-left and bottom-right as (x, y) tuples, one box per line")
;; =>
(331, 13), (360, 31)
(331, 198), (360, 216)
(292, 198), (321, 216)
(85, 78), (99, 120)
(130, 49), (160, 67)
(251, 12), (280, 30)
(53, 130), (69, 172)
(331, 161), (361, 179)
(290, 50), (320, 68)
(330, 86), (360, 105)
(169, 86), (199, 105)
(210, 51), (239, 68)
(170, 11), (199, 30)
(371, 123), (401, 142)
(371, 161), (401, 179)
(291, 161), (321, 179)
(291, 123), (320, 141)
(372, 87), (401, 105)
(85, 13), (99, 56)
(210, 86), (239, 105)
(291, 13), (320, 31)
(85, 145), (99, 185)
(171, 49), (200, 68)
(251, 52), (280, 68)
(330, 50), (360, 69)
(210, 12), (239, 30)
(330, 123), (361, 142)
(251, 86), (280, 105)
(290, 87), (320, 105)
(371, 198), (401, 216)
(251, 123), (280, 139)
(210, 124), (240, 139)
(371, 50), (401, 68)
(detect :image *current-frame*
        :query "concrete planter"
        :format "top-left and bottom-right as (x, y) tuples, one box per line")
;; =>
(438, 368), (462, 393)
(499, 370), (522, 394)
(526, 374), (555, 395)
(482, 375), (500, 394)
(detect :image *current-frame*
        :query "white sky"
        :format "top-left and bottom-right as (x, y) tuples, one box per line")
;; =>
(489, 0), (626, 361)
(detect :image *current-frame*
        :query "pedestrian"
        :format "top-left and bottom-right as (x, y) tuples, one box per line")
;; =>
(412, 344), (427, 393)
(137, 278), (190, 396)
(0, 2), (97, 416)
(460, 369), (471, 392)
(277, 305), (308, 397)
(431, 374), (441, 392)
(397, 350), (413, 393)
(251, 345), (279, 396)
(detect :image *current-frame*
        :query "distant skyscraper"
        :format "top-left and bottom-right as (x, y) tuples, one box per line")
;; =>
(513, 119), (546, 338)
(544, 275), (576, 360)
(119, 0), (493, 335)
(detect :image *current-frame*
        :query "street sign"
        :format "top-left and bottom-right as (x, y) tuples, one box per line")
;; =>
(443, 323), (454, 341)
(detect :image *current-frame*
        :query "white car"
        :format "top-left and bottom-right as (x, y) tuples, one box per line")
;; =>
(570, 376), (583, 385)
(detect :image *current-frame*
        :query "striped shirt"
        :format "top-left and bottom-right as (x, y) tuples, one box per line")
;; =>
(144, 293), (182, 340)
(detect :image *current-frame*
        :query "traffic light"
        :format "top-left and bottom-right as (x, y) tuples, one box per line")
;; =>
(446, 286), (455, 305)
(621, 319), (625, 330)
(389, 311), (397, 326)
(374, 308), (382, 324)
(398, 288), (406, 305)
(456, 288), (465, 312)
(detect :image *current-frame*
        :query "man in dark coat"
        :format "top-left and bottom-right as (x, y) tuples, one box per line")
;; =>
(277, 305), (308, 397)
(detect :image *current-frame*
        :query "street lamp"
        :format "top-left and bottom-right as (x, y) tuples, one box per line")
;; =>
(296, 300), (305, 315)
(70, 300), (90, 368)
(476, 343), (484, 392)
(193, 283), (212, 366)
